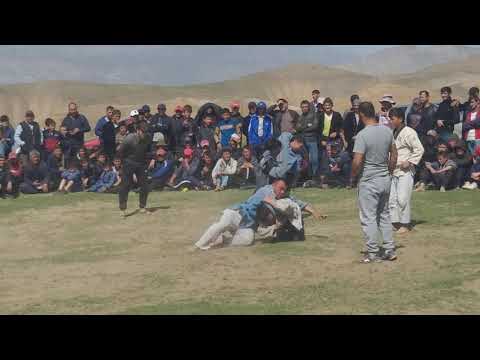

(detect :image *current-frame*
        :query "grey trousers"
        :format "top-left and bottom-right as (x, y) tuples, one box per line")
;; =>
(358, 176), (395, 254)
(389, 173), (414, 224)
(195, 209), (254, 249)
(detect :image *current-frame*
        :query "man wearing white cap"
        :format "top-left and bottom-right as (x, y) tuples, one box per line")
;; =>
(378, 94), (396, 129)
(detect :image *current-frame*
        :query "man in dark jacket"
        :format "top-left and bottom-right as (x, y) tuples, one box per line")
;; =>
(408, 90), (437, 141)
(435, 87), (460, 142)
(19, 150), (51, 194)
(343, 97), (364, 154)
(268, 98), (300, 138)
(149, 104), (172, 149)
(147, 144), (175, 191)
(295, 100), (320, 182)
(14, 110), (43, 163)
(170, 105), (186, 156)
(242, 102), (257, 143)
(117, 121), (153, 216)
(451, 140), (472, 188)
(61, 102), (91, 158)
(197, 115), (217, 155)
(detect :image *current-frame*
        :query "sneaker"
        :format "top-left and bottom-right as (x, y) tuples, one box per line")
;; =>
(462, 181), (471, 189)
(361, 253), (382, 263)
(440, 186), (446, 192)
(415, 182), (426, 192)
(472, 182), (478, 190)
(382, 251), (397, 261)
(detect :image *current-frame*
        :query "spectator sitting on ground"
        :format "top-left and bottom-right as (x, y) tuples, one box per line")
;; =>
(227, 133), (242, 160)
(0, 154), (13, 198)
(168, 147), (201, 190)
(419, 151), (457, 192)
(107, 157), (123, 193)
(6, 152), (21, 197)
(87, 161), (117, 193)
(212, 147), (238, 192)
(57, 160), (82, 193)
(236, 146), (258, 187)
(80, 158), (95, 189)
(147, 145), (175, 191)
(46, 146), (65, 190)
(320, 141), (352, 188)
(198, 151), (215, 190)
(462, 146), (480, 190)
(20, 150), (51, 194)
(452, 140), (472, 189)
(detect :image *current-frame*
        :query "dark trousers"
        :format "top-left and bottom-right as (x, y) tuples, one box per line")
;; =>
(423, 170), (455, 189)
(455, 167), (469, 187)
(119, 160), (149, 211)
(20, 180), (49, 194)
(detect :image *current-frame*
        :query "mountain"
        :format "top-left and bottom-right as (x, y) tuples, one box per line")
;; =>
(336, 45), (480, 76)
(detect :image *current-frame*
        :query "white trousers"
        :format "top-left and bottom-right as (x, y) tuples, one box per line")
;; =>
(389, 173), (414, 224)
(195, 209), (254, 249)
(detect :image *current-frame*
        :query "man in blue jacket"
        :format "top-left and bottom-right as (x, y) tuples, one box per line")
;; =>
(147, 144), (175, 191)
(268, 134), (304, 187)
(248, 101), (273, 158)
(61, 102), (91, 158)
(94, 106), (114, 138)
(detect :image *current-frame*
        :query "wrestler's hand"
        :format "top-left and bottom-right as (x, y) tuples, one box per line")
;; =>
(263, 196), (275, 205)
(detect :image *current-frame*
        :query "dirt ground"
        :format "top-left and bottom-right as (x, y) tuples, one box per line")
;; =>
(0, 188), (479, 314)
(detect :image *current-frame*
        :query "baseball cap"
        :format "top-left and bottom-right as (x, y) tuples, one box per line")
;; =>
(257, 101), (267, 109)
(130, 109), (139, 117)
(25, 110), (35, 118)
(183, 148), (193, 158)
(230, 101), (240, 109)
(379, 94), (396, 105)
(141, 105), (150, 112)
(175, 105), (184, 113)
(230, 133), (241, 143)
(200, 139), (210, 148)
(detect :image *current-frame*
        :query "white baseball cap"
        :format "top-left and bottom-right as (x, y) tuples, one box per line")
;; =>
(130, 109), (139, 117)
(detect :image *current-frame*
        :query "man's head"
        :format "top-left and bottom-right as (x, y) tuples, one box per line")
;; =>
(119, 123), (128, 135)
(455, 142), (466, 157)
(78, 147), (87, 158)
(97, 153), (107, 164)
(272, 178), (288, 200)
(45, 118), (56, 131)
(141, 105), (151, 116)
(469, 87), (479, 99)
(175, 105), (184, 116)
(469, 95), (480, 110)
(257, 101), (267, 116)
(419, 90), (430, 106)
(106, 105), (114, 119)
(289, 135), (304, 153)
(277, 98), (288, 112)
(221, 148), (232, 161)
(437, 141), (448, 153)
(68, 102), (78, 116)
(53, 146), (63, 158)
(222, 108), (231, 120)
(112, 109), (121, 124)
(113, 157), (122, 168)
(242, 146), (252, 160)
(156, 146), (168, 160)
(0, 115), (10, 127)
(440, 86), (452, 101)
(203, 115), (214, 127)
(184, 105), (193, 119)
(437, 151), (449, 165)
(300, 100), (310, 114)
(29, 150), (41, 165)
(135, 120), (148, 139)
(323, 98), (333, 113)
(312, 89), (320, 102)
(358, 101), (377, 124)
(202, 151), (213, 165)
(352, 98), (361, 113)
(230, 101), (240, 113)
(25, 110), (35, 123)
(248, 101), (257, 115)
(157, 104), (167, 115)
(388, 107), (405, 129)
(350, 94), (360, 105)
(200, 139), (210, 150)
(379, 94), (396, 111)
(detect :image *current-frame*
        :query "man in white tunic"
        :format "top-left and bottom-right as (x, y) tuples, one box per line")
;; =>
(388, 108), (425, 235)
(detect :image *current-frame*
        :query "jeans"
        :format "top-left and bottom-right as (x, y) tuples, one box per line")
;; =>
(119, 160), (149, 211)
(304, 139), (319, 177)
(215, 175), (230, 188)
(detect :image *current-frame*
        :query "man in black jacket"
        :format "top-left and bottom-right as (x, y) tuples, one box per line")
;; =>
(435, 86), (460, 142)
(409, 90), (437, 141)
(295, 100), (320, 183)
(117, 121), (153, 217)
(242, 102), (257, 144)
(61, 103), (91, 158)
(19, 150), (51, 194)
(14, 110), (43, 164)
(343, 97), (364, 154)
(268, 98), (300, 138)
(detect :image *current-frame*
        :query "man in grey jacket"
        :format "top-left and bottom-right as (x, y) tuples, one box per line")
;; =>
(296, 100), (320, 185)
(269, 134), (304, 187)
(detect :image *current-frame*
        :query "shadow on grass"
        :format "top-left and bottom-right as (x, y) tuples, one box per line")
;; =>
(146, 206), (171, 213)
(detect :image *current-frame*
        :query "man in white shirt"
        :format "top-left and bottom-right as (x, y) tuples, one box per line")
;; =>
(388, 108), (424, 235)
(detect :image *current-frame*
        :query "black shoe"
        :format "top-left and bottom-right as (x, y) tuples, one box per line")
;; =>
(361, 253), (382, 263)
(382, 250), (397, 261)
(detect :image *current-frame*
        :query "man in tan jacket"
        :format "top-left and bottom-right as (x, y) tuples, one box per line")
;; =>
(388, 108), (425, 235)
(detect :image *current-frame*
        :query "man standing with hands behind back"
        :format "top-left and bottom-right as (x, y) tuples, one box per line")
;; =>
(351, 102), (398, 263)
(61, 102), (91, 159)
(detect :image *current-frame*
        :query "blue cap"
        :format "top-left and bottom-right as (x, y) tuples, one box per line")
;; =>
(141, 105), (151, 112)
(257, 101), (267, 109)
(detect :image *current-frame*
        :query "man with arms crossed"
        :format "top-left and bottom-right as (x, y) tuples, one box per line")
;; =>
(389, 108), (424, 235)
(351, 102), (398, 263)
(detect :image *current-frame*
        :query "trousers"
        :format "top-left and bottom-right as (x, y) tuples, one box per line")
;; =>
(119, 160), (149, 211)
(389, 173), (414, 224)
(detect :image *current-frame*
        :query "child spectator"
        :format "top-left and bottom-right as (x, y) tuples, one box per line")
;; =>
(76, 146), (89, 163)
(212, 148), (238, 191)
(198, 151), (215, 190)
(80, 158), (95, 189)
(197, 115), (217, 155)
(57, 160), (82, 193)
(168, 147), (201, 190)
(0, 115), (15, 157)
(320, 141), (352, 188)
(87, 161), (117, 193)
(420, 151), (457, 192)
(7, 152), (22, 197)
(0, 154), (13, 198)
(236, 146), (258, 187)
(46, 146), (65, 190)
(181, 104), (197, 147)
(216, 108), (241, 151)
(147, 146), (175, 191)
(452, 141), (472, 189)
(462, 146), (480, 190)
(59, 125), (73, 162)
(106, 157), (123, 193)
(42, 118), (62, 159)
(20, 150), (51, 194)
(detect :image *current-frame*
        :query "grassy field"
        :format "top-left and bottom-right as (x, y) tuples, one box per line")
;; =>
(0, 188), (479, 314)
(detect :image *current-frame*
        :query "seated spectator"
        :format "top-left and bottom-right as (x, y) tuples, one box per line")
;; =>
(80, 158), (95, 189)
(46, 146), (65, 189)
(91, 152), (108, 181)
(7, 152), (22, 197)
(418, 151), (457, 192)
(451, 141), (472, 189)
(462, 146), (480, 190)
(212, 148), (238, 192)
(320, 141), (352, 188)
(198, 151), (215, 190)
(235, 146), (258, 187)
(57, 160), (82, 193)
(87, 161), (117, 193)
(76, 146), (89, 163)
(0, 115), (15, 157)
(168, 147), (201, 190)
(227, 133), (242, 160)
(42, 118), (62, 159)
(415, 129), (440, 189)
(20, 150), (51, 194)
(107, 157), (123, 193)
(0, 154), (14, 198)
(147, 146), (175, 191)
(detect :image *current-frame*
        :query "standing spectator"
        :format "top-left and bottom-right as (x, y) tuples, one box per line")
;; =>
(181, 104), (197, 147)
(454, 87), (479, 114)
(111, 109), (122, 129)
(0, 154), (13, 198)
(268, 134), (304, 187)
(170, 105), (185, 156)
(409, 90), (437, 141)
(296, 99), (320, 184)
(14, 110), (43, 164)
(94, 106), (114, 139)
(310, 89), (322, 113)
(42, 118), (62, 160)
(343, 94), (360, 119)
(212, 148), (238, 191)
(268, 98), (299, 137)
(462, 95), (480, 155)
(236, 146), (258, 187)
(435, 87), (460, 142)
(421, 151), (457, 192)
(20, 150), (51, 194)
(95, 106), (116, 161)
(343, 97), (364, 154)
(197, 115), (217, 155)
(57, 160), (82, 193)
(139, 105), (152, 124)
(248, 101), (273, 158)
(242, 102), (257, 143)
(388, 108), (424, 235)
(462, 146), (480, 190)
(351, 102), (398, 263)
(115, 122), (129, 152)
(0, 115), (15, 157)
(377, 94), (396, 129)
(318, 98), (345, 145)
(452, 141), (472, 189)
(61, 102), (91, 158)
(59, 125), (73, 164)
(216, 108), (241, 151)
(149, 103), (172, 148)
(117, 121), (152, 216)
